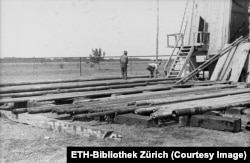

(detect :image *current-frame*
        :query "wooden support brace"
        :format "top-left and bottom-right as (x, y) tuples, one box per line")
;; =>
(189, 115), (241, 132)
(114, 113), (158, 128)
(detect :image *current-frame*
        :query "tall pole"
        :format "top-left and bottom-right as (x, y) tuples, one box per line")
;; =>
(156, 0), (159, 64)
(80, 57), (82, 76)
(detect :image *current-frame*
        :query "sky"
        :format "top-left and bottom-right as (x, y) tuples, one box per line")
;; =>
(0, 0), (186, 58)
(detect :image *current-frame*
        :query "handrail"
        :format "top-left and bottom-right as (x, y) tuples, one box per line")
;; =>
(164, 33), (184, 75)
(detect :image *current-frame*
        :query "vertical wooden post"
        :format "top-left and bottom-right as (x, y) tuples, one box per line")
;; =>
(80, 57), (82, 76)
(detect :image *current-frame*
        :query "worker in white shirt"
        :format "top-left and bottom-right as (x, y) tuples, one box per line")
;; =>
(147, 61), (161, 78)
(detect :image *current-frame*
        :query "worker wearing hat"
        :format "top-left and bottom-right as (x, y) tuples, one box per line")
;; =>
(120, 51), (129, 80)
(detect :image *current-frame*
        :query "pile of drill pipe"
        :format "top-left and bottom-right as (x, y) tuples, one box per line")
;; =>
(8, 84), (237, 115)
(172, 101), (250, 117)
(0, 83), (149, 98)
(59, 85), (237, 115)
(134, 88), (250, 107)
(0, 75), (150, 87)
(0, 80), (230, 99)
(5, 84), (237, 116)
(0, 78), (177, 94)
(70, 88), (250, 119)
(150, 93), (250, 119)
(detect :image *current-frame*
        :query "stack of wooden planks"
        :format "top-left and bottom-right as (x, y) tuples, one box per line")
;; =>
(211, 41), (250, 82)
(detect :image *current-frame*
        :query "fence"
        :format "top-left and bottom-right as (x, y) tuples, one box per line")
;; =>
(0, 55), (170, 83)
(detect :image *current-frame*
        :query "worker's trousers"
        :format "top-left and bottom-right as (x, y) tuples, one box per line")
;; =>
(121, 66), (127, 80)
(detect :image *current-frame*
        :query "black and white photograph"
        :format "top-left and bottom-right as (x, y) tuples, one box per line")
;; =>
(0, 0), (250, 162)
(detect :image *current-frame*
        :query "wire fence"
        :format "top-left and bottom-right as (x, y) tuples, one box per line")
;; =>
(0, 55), (169, 82)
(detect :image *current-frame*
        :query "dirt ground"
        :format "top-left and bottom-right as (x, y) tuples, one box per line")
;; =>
(1, 116), (250, 163)
(0, 61), (250, 162)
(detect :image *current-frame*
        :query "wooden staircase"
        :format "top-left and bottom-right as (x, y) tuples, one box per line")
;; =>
(167, 46), (194, 78)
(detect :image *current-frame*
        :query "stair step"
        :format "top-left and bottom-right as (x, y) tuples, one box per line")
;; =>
(168, 75), (178, 77)
(180, 50), (191, 52)
(183, 46), (192, 48)
(177, 56), (187, 58)
(173, 64), (184, 66)
(169, 72), (180, 75)
(174, 60), (185, 63)
(170, 70), (180, 72)
(179, 52), (189, 54)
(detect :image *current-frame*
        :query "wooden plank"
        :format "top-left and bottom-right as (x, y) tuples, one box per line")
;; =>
(189, 115), (241, 132)
(229, 43), (250, 82)
(246, 53), (250, 83)
(0, 110), (121, 139)
(176, 36), (246, 84)
(210, 44), (230, 81)
(220, 46), (238, 80)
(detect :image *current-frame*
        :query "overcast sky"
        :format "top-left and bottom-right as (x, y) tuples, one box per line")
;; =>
(1, 0), (186, 58)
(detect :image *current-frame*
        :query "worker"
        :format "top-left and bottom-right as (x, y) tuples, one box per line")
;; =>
(120, 51), (128, 80)
(147, 61), (161, 78)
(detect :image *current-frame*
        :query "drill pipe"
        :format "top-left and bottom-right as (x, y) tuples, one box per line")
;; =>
(135, 100), (151, 106)
(172, 101), (250, 117)
(11, 108), (27, 114)
(150, 109), (174, 119)
(134, 106), (163, 115)
(242, 108), (250, 116)
(0, 75), (152, 87)
(72, 107), (136, 121)
(27, 106), (53, 114)
(0, 77), (178, 94)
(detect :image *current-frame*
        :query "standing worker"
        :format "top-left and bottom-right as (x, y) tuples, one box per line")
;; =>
(147, 61), (161, 78)
(120, 51), (128, 80)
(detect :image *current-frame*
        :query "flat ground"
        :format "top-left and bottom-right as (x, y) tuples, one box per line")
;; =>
(0, 61), (250, 163)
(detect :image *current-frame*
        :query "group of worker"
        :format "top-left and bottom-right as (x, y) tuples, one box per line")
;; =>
(120, 50), (161, 80)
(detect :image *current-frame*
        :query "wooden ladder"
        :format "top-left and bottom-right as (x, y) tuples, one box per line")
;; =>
(167, 45), (194, 78)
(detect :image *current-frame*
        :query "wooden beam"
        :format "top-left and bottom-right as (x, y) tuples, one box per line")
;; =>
(210, 44), (230, 81)
(189, 115), (241, 132)
(229, 43), (250, 82)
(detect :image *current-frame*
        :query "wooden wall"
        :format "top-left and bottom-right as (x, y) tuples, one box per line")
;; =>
(184, 0), (249, 55)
